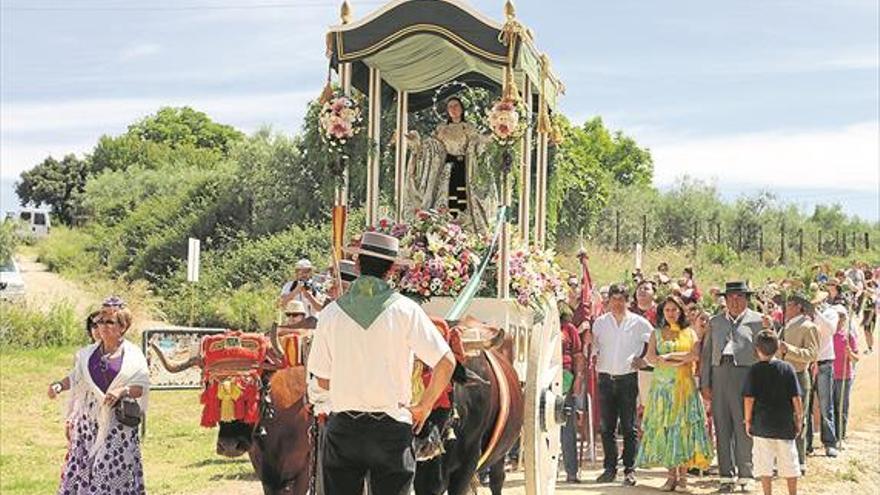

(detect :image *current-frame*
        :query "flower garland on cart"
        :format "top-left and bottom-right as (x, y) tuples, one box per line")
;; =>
(359, 209), (564, 311)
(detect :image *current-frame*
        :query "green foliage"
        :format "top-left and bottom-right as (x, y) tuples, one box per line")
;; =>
(126, 106), (244, 155)
(702, 243), (738, 266)
(15, 154), (89, 225)
(161, 283), (278, 330)
(0, 301), (84, 349)
(0, 222), (22, 262)
(35, 225), (100, 276)
(550, 116), (654, 241)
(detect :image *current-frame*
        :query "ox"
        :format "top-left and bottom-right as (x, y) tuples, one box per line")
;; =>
(414, 318), (524, 495)
(151, 327), (312, 495)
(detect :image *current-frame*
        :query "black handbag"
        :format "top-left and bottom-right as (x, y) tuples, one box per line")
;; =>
(115, 397), (142, 428)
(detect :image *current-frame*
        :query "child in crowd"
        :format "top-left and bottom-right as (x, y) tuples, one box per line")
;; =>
(744, 330), (804, 495)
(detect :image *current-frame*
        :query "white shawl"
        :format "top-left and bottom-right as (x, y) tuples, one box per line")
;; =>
(69, 339), (151, 458)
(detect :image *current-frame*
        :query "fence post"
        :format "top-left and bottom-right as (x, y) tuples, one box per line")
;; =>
(818, 229), (823, 254)
(866, 232), (871, 250)
(642, 214), (648, 249)
(716, 222), (721, 244)
(615, 210), (621, 252)
(780, 221), (786, 264)
(798, 228), (804, 261)
(758, 225), (764, 262)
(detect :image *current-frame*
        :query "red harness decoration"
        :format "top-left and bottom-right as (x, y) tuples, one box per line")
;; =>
(199, 331), (269, 427)
(421, 317), (465, 410)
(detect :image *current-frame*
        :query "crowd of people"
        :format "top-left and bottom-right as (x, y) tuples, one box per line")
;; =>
(43, 246), (877, 495)
(558, 256), (879, 494)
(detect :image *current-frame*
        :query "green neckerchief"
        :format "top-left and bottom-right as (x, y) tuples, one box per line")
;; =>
(336, 276), (401, 330)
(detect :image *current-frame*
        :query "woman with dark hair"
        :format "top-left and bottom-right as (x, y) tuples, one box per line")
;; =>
(637, 296), (713, 491)
(403, 95), (495, 235)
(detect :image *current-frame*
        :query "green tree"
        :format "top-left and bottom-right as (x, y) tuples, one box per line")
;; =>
(15, 154), (89, 225)
(549, 117), (654, 242)
(127, 106), (244, 154)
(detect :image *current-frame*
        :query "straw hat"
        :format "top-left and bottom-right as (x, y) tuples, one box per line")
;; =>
(344, 231), (411, 266)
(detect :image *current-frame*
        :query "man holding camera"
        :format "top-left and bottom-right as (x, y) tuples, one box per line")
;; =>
(279, 258), (324, 318)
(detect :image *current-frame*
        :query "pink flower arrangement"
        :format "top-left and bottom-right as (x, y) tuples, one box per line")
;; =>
(364, 209), (563, 310)
(319, 93), (363, 155)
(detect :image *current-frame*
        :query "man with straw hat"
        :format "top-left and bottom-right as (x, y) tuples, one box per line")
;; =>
(700, 281), (764, 493)
(777, 289), (819, 473)
(307, 231), (455, 495)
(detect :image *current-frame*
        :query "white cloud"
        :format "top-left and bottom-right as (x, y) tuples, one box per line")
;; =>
(650, 122), (880, 192)
(119, 43), (161, 61)
(0, 90), (318, 178)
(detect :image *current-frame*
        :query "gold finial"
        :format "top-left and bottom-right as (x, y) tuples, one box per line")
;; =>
(340, 0), (352, 24)
(504, 0), (516, 20)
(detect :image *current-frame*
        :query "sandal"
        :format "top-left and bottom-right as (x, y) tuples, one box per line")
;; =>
(661, 471), (678, 492)
(676, 467), (688, 491)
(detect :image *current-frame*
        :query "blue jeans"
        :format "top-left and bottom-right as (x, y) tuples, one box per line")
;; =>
(807, 361), (837, 450)
(832, 378), (853, 442)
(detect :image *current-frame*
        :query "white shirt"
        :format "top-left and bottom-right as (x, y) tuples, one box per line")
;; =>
(813, 305), (843, 361)
(307, 296), (451, 424)
(588, 311), (653, 376)
(722, 312), (746, 356)
(280, 279), (323, 317)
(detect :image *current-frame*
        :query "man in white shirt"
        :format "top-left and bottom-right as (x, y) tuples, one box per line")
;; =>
(807, 302), (844, 457)
(583, 283), (652, 486)
(307, 231), (455, 495)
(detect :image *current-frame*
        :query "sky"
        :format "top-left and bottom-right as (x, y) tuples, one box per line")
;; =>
(2, 0), (879, 220)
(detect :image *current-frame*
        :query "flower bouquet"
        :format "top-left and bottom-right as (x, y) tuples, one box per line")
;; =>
(369, 210), (487, 301)
(318, 92), (364, 158)
(486, 97), (527, 147)
(507, 244), (565, 308)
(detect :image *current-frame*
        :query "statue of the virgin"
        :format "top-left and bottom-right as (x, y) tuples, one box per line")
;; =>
(402, 97), (499, 237)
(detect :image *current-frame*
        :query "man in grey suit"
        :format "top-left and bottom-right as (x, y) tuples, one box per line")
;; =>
(700, 281), (765, 493)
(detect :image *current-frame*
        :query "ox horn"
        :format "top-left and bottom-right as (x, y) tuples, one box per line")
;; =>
(149, 342), (202, 373)
(268, 323), (283, 358)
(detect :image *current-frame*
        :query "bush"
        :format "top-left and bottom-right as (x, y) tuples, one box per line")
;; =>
(35, 226), (101, 276)
(161, 283), (277, 330)
(0, 301), (86, 349)
(703, 243), (738, 266)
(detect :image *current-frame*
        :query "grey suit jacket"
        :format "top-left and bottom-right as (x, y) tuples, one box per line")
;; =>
(700, 309), (764, 389)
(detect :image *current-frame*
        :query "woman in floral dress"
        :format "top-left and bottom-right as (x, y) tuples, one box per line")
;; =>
(48, 297), (150, 494)
(638, 295), (713, 491)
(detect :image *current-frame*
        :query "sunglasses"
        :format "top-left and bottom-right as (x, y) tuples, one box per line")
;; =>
(94, 319), (118, 326)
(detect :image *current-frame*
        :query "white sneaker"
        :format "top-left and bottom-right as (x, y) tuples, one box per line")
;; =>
(738, 479), (755, 492)
(826, 447), (839, 457)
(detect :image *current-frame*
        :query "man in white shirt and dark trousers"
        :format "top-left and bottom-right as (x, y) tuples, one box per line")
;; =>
(307, 231), (455, 495)
(584, 283), (653, 486)
(700, 281), (764, 493)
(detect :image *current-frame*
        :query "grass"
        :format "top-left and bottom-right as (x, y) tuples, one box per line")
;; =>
(0, 301), (83, 349)
(835, 458), (868, 483)
(0, 346), (255, 495)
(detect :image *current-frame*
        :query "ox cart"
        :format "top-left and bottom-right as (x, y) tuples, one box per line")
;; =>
(149, 1), (571, 494)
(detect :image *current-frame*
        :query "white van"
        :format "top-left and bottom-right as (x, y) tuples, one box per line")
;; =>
(5, 208), (51, 238)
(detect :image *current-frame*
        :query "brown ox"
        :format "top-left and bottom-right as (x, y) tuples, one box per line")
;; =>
(152, 326), (312, 495)
(414, 317), (524, 495)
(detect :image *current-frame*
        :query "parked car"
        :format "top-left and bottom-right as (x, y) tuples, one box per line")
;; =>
(4, 208), (51, 239)
(0, 256), (25, 301)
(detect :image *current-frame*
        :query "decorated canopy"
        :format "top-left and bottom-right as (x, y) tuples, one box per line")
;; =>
(326, 0), (563, 111)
